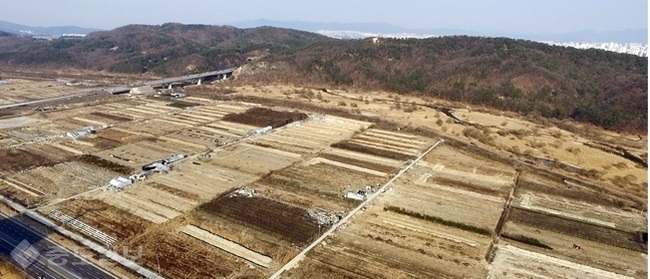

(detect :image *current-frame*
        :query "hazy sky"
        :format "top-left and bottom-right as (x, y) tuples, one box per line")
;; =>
(2, 0), (647, 33)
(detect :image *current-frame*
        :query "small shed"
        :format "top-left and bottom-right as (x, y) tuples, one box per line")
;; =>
(345, 191), (367, 201)
(109, 177), (133, 189)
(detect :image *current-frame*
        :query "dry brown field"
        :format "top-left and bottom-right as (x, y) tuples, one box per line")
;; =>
(0, 78), (645, 279)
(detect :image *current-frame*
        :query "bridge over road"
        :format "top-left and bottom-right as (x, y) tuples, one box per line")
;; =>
(107, 68), (234, 94)
(0, 68), (235, 110)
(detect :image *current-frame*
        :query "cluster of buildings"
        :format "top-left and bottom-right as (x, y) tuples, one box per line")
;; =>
(108, 154), (185, 189)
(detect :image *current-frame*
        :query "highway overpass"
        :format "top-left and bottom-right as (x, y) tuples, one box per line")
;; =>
(107, 68), (234, 94)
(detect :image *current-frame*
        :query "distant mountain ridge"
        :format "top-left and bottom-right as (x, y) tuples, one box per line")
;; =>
(232, 19), (648, 44)
(0, 22), (644, 132)
(0, 20), (103, 37)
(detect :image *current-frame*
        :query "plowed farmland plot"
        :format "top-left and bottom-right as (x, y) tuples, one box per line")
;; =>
(264, 161), (388, 203)
(248, 182), (351, 214)
(331, 128), (431, 161)
(421, 144), (516, 195)
(45, 199), (153, 243)
(382, 167), (504, 230)
(190, 209), (300, 270)
(516, 190), (646, 231)
(515, 172), (647, 231)
(95, 128), (144, 143)
(88, 112), (134, 123)
(94, 138), (203, 169)
(117, 118), (188, 136)
(208, 143), (302, 175)
(0, 148), (61, 172)
(134, 231), (266, 279)
(95, 181), (200, 224)
(199, 193), (320, 246)
(249, 116), (371, 154)
(499, 222), (647, 278)
(286, 205), (491, 279)
(222, 107), (308, 128)
(507, 207), (645, 252)
(148, 161), (259, 201)
(10, 161), (120, 199)
(379, 142), (516, 230)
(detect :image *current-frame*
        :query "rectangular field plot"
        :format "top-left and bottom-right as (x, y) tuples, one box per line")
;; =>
(136, 232), (266, 279)
(249, 116), (371, 154)
(10, 161), (120, 199)
(286, 206), (491, 279)
(500, 222), (647, 278)
(199, 194), (320, 246)
(221, 107), (307, 128)
(2, 123), (64, 142)
(87, 111), (134, 123)
(263, 161), (388, 201)
(331, 128), (433, 161)
(147, 162), (259, 201)
(93, 138), (204, 169)
(247, 183), (352, 213)
(420, 145), (516, 196)
(507, 207), (645, 252)
(48, 137), (116, 154)
(515, 191), (646, 231)
(382, 165), (504, 231)
(95, 180), (204, 223)
(45, 199), (153, 242)
(115, 118), (188, 136)
(207, 143), (301, 175)
(0, 145), (73, 173)
(422, 144), (516, 177)
(95, 128), (145, 143)
(189, 209), (300, 271)
(515, 173), (646, 231)
(0, 178), (43, 207)
(180, 225), (272, 268)
(165, 122), (254, 148)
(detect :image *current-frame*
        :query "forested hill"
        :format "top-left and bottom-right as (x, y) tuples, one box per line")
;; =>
(0, 24), (645, 132)
(0, 23), (331, 74)
(254, 37), (647, 132)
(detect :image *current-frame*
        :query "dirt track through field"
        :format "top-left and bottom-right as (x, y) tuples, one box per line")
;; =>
(488, 244), (635, 279)
(180, 225), (272, 268)
(269, 139), (444, 279)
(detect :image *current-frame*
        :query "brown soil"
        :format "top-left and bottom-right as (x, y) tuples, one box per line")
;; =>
(0, 182), (42, 207)
(508, 207), (645, 252)
(222, 107), (307, 128)
(148, 182), (200, 201)
(90, 112), (133, 122)
(0, 148), (57, 172)
(428, 176), (506, 197)
(517, 177), (630, 209)
(273, 162), (387, 197)
(78, 137), (123, 150)
(331, 141), (415, 161)
(132, 232), (265, 279)
(282, 258), (369, 279)
(318, 153), (399, 174)
(200, 194), (319, 246)
(56, 199), (153, 241)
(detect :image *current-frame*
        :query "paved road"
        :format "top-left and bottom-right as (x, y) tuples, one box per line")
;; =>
(269, 139), (444, 279)
(0, 214), (114, 279)
(0, 91), (105, 110)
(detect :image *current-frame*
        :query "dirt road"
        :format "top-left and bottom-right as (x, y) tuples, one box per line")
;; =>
(268, 139), (444, 279)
